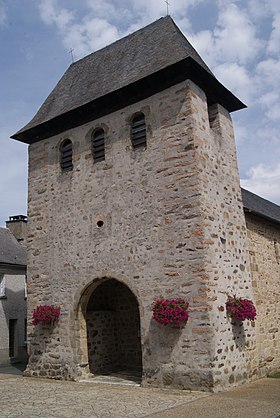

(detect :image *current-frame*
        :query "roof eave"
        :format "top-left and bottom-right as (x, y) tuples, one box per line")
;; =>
(0, 262), (27, 272)
(11, 57), (246, 144)
(244, 207), (280, 227)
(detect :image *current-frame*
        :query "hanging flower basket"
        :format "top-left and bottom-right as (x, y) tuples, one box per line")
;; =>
(226, 295), (256, 322)
(32, 305), (61, 326)
(152, 298), (189, 327)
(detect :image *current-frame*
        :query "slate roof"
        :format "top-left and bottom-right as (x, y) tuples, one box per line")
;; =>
(242, 188), (280, 226)
(12, 16), (245, 144)
(0, 228), (27, 267)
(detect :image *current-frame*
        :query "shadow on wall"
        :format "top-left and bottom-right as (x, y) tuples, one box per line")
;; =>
(25, 322), (62, 378)
(0, 286), (27, 364)
(143, 318), (182, 384)
(231, 320), (246, 351)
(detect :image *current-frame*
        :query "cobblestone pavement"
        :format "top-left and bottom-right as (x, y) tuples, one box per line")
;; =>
(0, 374), (208, 418)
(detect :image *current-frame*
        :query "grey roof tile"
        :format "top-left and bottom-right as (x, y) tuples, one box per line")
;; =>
(12, 16), (244, 143)
(242, 188), (280, 225)
(16, 17), (212, 134)
(0, 228), (27, 266)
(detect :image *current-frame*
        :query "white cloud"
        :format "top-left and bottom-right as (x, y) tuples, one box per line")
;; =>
(255, 126), (280, 145)
(0, 137), (28, 226)
(232, 122), (248, 146)
(38, 0), (124, 58)
(38, 0), (74, 30)
(248, 0), (280, 21)
(189, 2), (263, 69)
(188, 30), (215, 67)
(260, 91), (278, 107)
(268, 12), (280, 54)
(0, 1), (7, 25)
(241, 164), (280, 205)
(269, 0), (280, 14)
(256, 58), (280, 88)
(85, 0), (118, 18)
(248, 0), (280, 54)
(36, 0), (202, 60)
(213, 62), (252, 104)
(125, 0), (201, 24)
(259, 91), (280, 121)
(63, 18), (120, 58)
(215, 3), (263, 65)
(247, 0), (272, 21)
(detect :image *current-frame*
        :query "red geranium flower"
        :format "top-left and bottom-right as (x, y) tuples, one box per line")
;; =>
(152, 298), (189, 327)
(226, 295), (256, 321)
(32, 305), (61, 326)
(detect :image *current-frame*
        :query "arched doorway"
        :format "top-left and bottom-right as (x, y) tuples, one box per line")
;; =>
(86, 279), (142, 382)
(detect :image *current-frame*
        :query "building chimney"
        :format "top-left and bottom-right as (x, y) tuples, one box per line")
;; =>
(6, 215), (28, 246)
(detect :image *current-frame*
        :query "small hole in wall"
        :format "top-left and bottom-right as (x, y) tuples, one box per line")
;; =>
(97, 220), (104, 228)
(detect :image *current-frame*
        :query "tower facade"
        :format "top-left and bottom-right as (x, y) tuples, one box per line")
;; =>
(12, 17), (257, 391)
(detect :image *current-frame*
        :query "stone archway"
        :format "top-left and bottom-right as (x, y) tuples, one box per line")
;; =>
(85, 278), (142, 379)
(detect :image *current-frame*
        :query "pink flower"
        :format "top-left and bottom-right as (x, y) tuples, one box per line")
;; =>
(152, 298), (189, 326)
(32, 305), (61, 326)
(226, 295), (256, 322)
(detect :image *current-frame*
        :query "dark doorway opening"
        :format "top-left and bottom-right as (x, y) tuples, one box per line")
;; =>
(9, 319), (17, 358)
(86, 279), (142, 383)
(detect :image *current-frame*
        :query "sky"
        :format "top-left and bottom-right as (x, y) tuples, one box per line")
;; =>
(0, 0), (280, 226)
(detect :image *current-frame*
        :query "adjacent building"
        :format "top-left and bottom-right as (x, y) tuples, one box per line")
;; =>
(0, 216), (27, 364)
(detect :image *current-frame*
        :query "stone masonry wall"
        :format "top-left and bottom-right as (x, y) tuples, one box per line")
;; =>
(25, 79), (255, 391)
(155, 83), (256, 391)
(245, 213), (280, 376)
(188, 97), (257, 390)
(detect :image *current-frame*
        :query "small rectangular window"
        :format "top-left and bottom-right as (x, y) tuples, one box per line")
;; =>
(0, 274), (5, 298)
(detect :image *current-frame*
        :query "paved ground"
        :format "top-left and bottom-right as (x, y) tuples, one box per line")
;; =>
(0, 363), (26, 375)
(0, 373), (208, 418)
(149, 378), (280, 418)
(0, 365), (279, 418)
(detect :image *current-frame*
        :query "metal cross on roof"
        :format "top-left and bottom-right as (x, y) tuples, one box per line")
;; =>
(69, 48), (74, 63)
(165, 0), (170, 15)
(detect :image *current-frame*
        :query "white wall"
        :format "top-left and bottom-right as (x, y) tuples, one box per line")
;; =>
(0, 271), (27, 364)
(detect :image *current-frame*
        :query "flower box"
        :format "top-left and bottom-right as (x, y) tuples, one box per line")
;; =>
(226, 295), (256, 322)
(152, 298), (189, 327)
(32, 305), (61, 326)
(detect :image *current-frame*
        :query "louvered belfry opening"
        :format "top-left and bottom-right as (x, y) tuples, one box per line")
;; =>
(131, 113), (146, 149)
(60, 139), (73, 171)
(92, 128), (105, 162)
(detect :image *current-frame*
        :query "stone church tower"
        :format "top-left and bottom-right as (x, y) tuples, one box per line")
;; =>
(12, 17), (257, 391)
